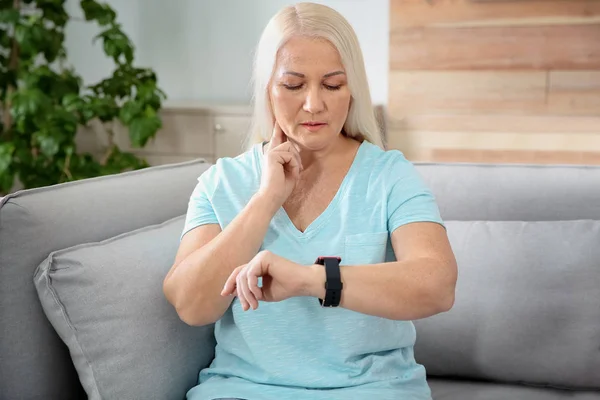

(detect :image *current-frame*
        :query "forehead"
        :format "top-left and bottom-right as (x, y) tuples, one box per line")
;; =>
(275, 36), (344, 74)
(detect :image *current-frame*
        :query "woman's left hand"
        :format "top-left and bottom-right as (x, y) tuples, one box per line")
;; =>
(221, 250), (315, 311)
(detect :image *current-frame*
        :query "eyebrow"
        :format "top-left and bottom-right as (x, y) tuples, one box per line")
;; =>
(283, 70), (346, 78)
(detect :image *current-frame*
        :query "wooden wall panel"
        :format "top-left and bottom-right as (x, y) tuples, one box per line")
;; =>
(391, 25), (600, 70)
(430, 149), (600, 165)
(388, 115), (600, 134)
(386, 130), (600, 152)
(548, 71), (600, 115)
(388, 71), (547, 116)
(388, 0), (600, 165)
(391, 0), (600, 28)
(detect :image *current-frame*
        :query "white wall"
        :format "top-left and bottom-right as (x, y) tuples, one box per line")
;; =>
(65, 0), (389, 105)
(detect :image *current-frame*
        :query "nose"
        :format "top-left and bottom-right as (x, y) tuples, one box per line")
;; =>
(302, 85), (325, 114)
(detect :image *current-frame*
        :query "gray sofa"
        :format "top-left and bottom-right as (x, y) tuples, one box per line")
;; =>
(1, 158), (599, 400)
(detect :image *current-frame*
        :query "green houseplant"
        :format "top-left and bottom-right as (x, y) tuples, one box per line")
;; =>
(0, 0), (166, 195)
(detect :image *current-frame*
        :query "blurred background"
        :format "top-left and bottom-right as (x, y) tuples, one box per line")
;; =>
(1, 0), (599, 194)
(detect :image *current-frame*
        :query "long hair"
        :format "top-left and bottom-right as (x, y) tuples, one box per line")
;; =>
(245, 2), (384, 150)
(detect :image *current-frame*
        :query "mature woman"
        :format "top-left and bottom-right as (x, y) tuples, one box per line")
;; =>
(163, 3), (458, 400)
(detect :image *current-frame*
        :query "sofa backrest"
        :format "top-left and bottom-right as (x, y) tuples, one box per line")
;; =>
(415, 162), (600, 221)
(0, 160), (210, 400)
(413, 163), (600, 390)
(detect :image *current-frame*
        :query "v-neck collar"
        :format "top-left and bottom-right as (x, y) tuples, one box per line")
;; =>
(255, 140), (367, 240)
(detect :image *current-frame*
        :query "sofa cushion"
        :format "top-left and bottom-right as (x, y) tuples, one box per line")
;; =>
(414, 220), (600, 391)
(0, 158), (210, 399)
(33, 215), (215, 400)
(429, 378), (600, 400)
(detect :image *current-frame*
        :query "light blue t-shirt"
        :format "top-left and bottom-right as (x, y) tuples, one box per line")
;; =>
(183, 140), (444, 400)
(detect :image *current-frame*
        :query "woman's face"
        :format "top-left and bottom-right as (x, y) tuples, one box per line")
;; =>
(269, 36), (352, 150)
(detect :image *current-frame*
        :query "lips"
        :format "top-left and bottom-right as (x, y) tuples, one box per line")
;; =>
(301, 122), (327, 132)
(301, 122), (327, 127)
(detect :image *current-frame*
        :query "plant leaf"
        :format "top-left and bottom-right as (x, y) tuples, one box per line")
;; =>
(80, 0), (116, 26)
(0, 142), (15, 174)
(0, 9), (20, 24)
(33, 131), (61, 157)
(0, 142), (16, 193)
(0, 171), (14, 194)
(128, 113), (161, 148)
(119, 100), (142, 125)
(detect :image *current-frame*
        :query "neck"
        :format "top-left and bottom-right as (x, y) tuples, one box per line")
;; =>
(296, 136), (360, 173)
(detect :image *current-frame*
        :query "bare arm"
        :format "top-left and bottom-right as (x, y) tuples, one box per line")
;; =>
(163, 193), (279, 326)
(164, 123), (302, 326)
(303, 222), (458, 320)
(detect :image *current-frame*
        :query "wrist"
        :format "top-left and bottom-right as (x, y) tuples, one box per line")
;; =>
(301, 264), (326, 298)
(251, 191), (281, 216)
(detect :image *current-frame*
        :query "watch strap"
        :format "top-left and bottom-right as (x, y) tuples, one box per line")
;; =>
(315, 256), (343, 307)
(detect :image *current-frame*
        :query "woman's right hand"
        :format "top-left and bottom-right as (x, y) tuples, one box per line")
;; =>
(258, 122), (303, 207)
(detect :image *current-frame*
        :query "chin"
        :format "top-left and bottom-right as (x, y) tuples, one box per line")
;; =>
(293, 128), (339, 149)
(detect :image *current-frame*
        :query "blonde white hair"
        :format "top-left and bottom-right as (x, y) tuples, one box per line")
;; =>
(246, 2), (384, 150)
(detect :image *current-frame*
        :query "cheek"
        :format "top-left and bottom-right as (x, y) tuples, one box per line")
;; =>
(328, 90), (352, 120)
(270, 88), (302, 136)
(270, 87), (299, 123)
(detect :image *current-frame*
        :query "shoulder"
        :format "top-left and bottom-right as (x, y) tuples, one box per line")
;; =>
(359, 141), (421, 184)
(196, 143), (261, 196)
(213, 143), (261, 178)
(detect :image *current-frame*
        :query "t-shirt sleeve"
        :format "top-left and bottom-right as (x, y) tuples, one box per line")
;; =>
(181, 166), (220, 240)
(387, 154), (445, 234)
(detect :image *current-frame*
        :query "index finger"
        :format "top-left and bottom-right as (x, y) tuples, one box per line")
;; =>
(270, 122), (286, 149)
(221, 265), (244, 296)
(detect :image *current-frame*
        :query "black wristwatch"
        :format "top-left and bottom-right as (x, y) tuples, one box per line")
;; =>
(315, 256), (343, 307)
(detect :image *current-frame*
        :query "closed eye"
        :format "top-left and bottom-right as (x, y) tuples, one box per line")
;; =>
(283, 84), (301, 91)
(283, 84), (342, 91)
